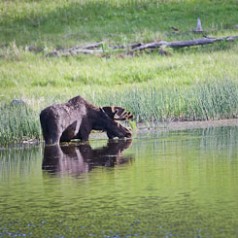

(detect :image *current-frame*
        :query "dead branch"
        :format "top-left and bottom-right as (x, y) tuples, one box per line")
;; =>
(132, 35), (238, 51)
(82, 42), (103, 49)
(46, 48), (103, 57)
(46, 42), (103, 57)
(45, 35), (238, 57)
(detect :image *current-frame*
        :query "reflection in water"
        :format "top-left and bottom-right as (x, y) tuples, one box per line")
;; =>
(42, 139), (133, 176)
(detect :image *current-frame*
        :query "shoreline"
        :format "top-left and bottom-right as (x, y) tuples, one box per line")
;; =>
(2, 119), (238, 148)
(137, 118), (238, 133)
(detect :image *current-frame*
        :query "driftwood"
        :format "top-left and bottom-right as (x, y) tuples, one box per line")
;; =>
(132, 35), (238, 51)
(45, 35), (238, 57)
(46, 42), (104, 57)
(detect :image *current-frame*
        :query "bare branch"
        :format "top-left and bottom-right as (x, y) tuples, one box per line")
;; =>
(132, 35), (238, 51)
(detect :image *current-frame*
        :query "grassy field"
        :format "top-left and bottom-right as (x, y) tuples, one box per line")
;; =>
(0, 0), (238, 144)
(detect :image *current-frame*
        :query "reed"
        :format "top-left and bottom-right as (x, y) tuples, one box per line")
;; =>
(94, 79), (238, 122)
(0, 103), (40, 145)
(0, 79), (237, 145)
(185, 80), (238, 121)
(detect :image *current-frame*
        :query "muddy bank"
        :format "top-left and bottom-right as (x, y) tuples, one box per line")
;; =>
(137, 119), (238, 134)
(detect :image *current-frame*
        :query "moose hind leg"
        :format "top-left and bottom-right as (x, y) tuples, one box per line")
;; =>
(76, 125), (91, 141)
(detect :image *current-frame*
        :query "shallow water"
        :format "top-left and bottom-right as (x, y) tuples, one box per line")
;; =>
(0, 126), (238, 237)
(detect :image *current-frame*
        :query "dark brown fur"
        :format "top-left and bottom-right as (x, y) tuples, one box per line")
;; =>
(40, 96), (133, 145)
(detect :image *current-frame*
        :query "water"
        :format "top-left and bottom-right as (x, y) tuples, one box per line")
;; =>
(0, 126), (238, 237)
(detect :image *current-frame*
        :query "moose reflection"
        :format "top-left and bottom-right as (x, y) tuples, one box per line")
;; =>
(42, 139), (133, 176)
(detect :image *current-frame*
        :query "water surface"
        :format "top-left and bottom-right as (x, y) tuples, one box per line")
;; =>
(0, 126), (238, 237)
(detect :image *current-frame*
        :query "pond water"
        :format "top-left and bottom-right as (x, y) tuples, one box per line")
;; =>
(0, 126), (238, 237)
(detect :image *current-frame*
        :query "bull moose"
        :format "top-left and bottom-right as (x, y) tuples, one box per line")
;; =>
(40, 96), (133, 145)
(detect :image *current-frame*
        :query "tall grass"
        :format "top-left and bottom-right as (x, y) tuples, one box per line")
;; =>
(0, 103), (40, 145)
(96, 79), (238, 122)
(0, 79), (237, 145)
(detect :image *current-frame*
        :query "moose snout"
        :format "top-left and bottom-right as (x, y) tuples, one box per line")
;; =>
(120, 126), (132, 138)
(125, 128), (132, 138)
(107, 126), (132, 139)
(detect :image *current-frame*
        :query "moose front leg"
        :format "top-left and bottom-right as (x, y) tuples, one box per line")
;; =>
(76, 124), (91, 141)
(60, 121), (79, 142)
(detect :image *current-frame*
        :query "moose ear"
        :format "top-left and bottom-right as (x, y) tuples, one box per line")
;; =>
(102, 106), (133, 121)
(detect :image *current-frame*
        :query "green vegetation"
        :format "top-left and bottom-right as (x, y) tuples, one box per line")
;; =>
(0, 0), (238, 144)
(0, 103), (40, 145)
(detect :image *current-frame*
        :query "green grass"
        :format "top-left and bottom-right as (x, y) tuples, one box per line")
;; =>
(0, 103), (40, 145)
(0, 0), (238, 144)
(1, 0), (238, 47)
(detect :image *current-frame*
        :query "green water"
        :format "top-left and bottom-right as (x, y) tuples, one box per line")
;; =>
(0, 126), (238, 237)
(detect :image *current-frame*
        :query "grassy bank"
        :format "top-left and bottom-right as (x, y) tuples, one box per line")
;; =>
(0, 0), (238, 144)
(1, 78), (238, 145)
(1, 0), (238, 47)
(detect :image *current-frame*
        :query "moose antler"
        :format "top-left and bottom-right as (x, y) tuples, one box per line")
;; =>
(102, 106), (133, 121)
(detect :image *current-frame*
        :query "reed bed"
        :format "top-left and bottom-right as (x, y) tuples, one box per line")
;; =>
(97, 79), (238, 122)
(0, 103), (40, 145)
(0, 79), (237, 145)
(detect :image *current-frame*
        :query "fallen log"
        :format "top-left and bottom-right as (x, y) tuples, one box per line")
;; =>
(46, 42), (103, 57)
(132, 35), (238, 51)
(45, 35), (238, 57)
(82, 42), (103, 49)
